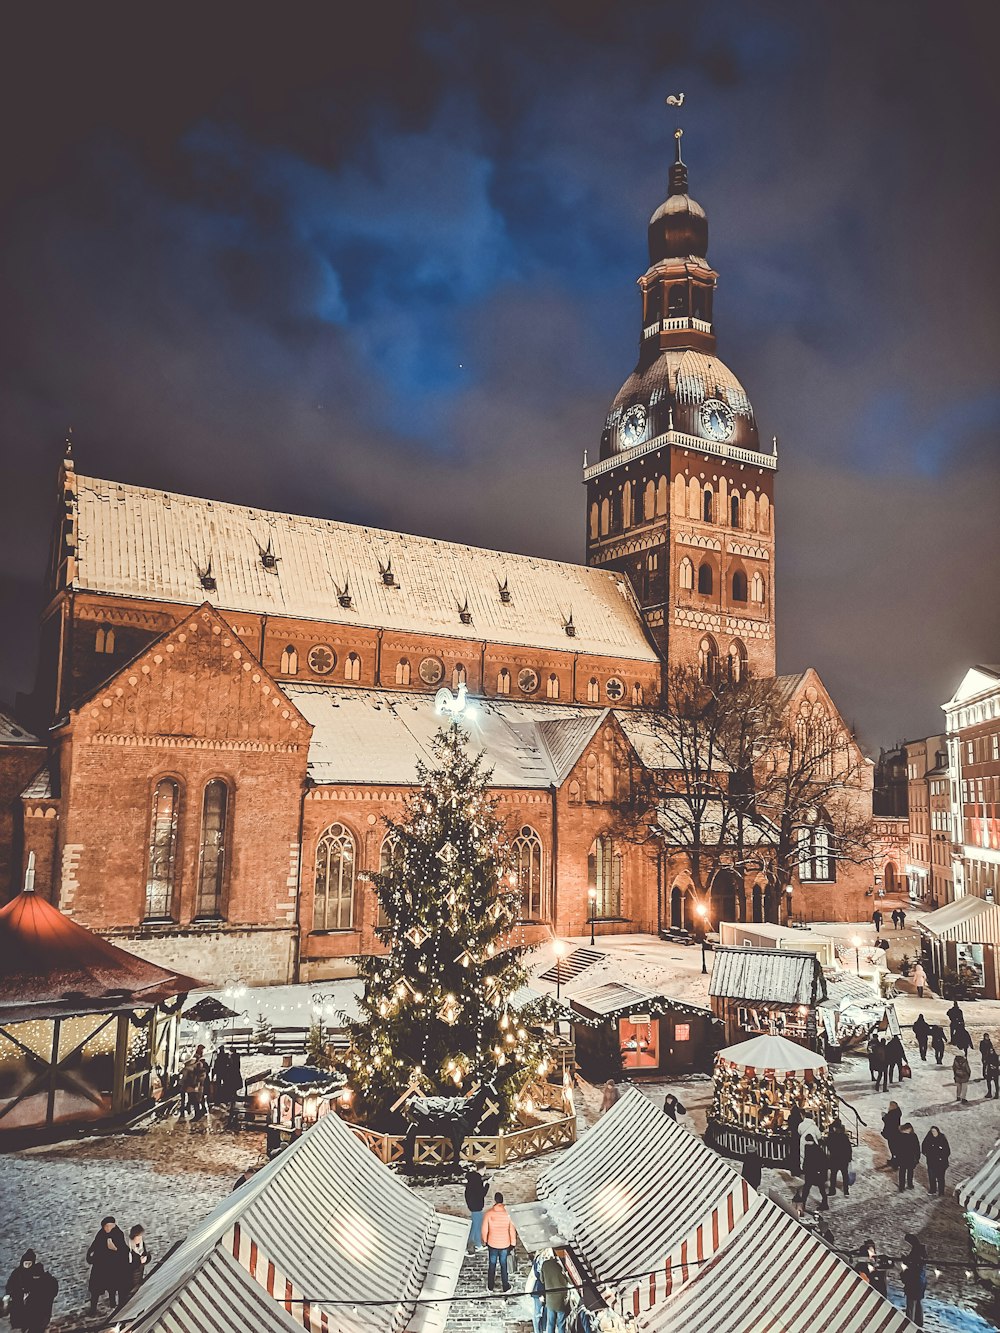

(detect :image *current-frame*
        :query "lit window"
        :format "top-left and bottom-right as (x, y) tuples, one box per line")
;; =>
(195, 780), (229, 919)
(512, 826), (544, 918)
(145, 779), (180, 920)
(314, 823), (355, 930)
(698, 635), (719, 683)
(799, 816), (835, 882)
(588, 835), (622, 917)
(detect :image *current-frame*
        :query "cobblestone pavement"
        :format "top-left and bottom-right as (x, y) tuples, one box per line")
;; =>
(443, 1243), (533, 1333)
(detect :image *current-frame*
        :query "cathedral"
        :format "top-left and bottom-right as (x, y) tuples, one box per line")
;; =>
(0, 131), (873, 984)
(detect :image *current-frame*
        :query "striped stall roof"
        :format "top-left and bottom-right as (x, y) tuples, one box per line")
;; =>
(709, 947), (827, 1006)
(958, 1138), (1000, 1221)
(130, 1248), (305, 1333)
(717, 1033), (828, 1078)
(114, 1110), (465, 1333)
(536, 1087), (754, 1316)
(918, 896), (1000, 946)
(640, 1193), (914, 1333)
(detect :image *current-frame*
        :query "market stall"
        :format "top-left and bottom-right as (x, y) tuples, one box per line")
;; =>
(705, 1032), (837, 1166)
(717, 921), (839, 971)
(709, 947), (826, 1048)
(568, 980), (718, 1078)
(262, 1063), (348, 1144)
(918, 897), (1000, 998)
(958, 1138), (1000, 1289)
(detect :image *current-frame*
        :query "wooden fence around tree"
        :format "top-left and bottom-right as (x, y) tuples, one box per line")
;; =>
(349, 1112), (577, 1168)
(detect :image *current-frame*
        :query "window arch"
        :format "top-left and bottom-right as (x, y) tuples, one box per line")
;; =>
(745, 491), (757, 530)
(697, 562), (713, 595)
(497, 667), (511, 696)
(195, 780), (229, 919)
(622, 481), (632, 528)
(750, 572), (765, 604)
(702, 486), (714, 523)
(672, 474), (686, 517)
(587, 677), (600, 703)
(280, 645), (298, 675)
(345, 652), (361, 682)
(452, 664), (467, 689)
(588, 834), (622, 918)
(395, 658), (411, 685)
(730, 493), (741, 528)
(687, 476), (700, 519)
(589, 502), (599, 541)
(698, 635), (720, 683)
(644, 480), (656, 520)
(145, 779), (180, 920)
(314, 823), (355, 930)
(799, 813), (835, 882)
(727, 639), (748, 683)
(631, 682), (644, 706)
(732, 569), (748, 602)
(546, 673), (560, 699)
(95, 625), (115, 654)
(512, 826), (544, 919)
(377, 832), (404, 927)
(679, 557), (694, 591)
(758, 494), (770, 533)
(656, 475), (668, 516)
(599, 497), (610, 535)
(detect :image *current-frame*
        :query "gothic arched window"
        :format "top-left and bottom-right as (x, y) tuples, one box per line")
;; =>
(751, 572), (765, 604)
(644, 480), (656, 520)
(314, 823), (355, 930)
(513, 826), (544, 919)
(377, 832), (404, 927)
(600, 498), (610, 535)
(345, 652), (361, 682)
(497, 668), (511, 695)
(280, 645), (298, 675)
(631, 683), (644, 705)
(95, 625), (116, 654)
(702, 487), (714, 523)
(759, 494), (770, 533)
(728, 639), (748, 683)
(697, 562), (713, 595)
(622, 481), (633, 528)
(732, 570), (748, 602)
(730, 493), (741, 528)
(799, 813), (835, 882)
(698, 635), (720, 683)
(587, 677), (600, 703)
(588, 834), (622, 918)
(546, 674), (560, 699)
(452, 664), (467, 689)
(195, 780), (229, 919)
(395, 658), (411, 685)
(145, 779), (180, 920)
(679, 557), (694, 591)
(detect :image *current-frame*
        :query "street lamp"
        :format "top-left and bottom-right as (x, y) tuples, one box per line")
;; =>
(588, 888), (598, 947)
(553, 939), (568, 1002)
(696, 903), (710, 975)
(851, 935), (862, 976)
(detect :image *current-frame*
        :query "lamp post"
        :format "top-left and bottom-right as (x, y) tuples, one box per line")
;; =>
(852, 935), (862, 976)
(696, 903), (710, 975)
(553, 939), (568, 1003)
(588, 888), (598, 947)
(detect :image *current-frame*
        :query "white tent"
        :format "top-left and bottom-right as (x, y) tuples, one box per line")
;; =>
(112, 1109), (466, 1333)
(717, 1032), (828, 1077)
(958, 1138), (1000, 1221)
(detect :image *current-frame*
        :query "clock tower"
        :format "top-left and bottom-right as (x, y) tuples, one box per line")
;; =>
(585, 129), (777, 683)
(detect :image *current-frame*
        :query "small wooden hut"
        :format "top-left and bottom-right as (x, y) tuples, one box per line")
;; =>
(708, 947), (826, 1049)
(569, 980), (717, 1079)
(0, 886), (198, 1138)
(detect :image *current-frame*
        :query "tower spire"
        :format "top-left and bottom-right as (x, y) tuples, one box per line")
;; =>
(668, 128), (688, 195)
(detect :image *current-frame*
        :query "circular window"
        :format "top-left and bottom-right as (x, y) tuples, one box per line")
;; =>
(518, 667), (539, 695)
(419, 657), (444, 685)
(605, 677), (625, 701)
(307, 644), (336, 676)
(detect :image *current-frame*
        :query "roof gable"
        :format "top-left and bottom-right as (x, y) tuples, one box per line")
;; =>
(944, 665), (1000, 710)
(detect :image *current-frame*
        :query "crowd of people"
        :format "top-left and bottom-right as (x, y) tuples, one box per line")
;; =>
(175, 1043), (242, 1119)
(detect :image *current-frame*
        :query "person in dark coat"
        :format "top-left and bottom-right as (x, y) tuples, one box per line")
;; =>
(663, 1093), (686, 1121)
(855, 1240), (889, 1297)
(799, 1134), (829, 1211)
(5, 1252), (58, 1333)
(979, 1034), (995, 1080)
(881, 1102), (902, 1168)
(884, 1034), (906, 1085)
(872, 909), (883, 933)
(929, 1024), (946, 1065)
(896, 1123), (920, 1191)
(985, 1044), (1000, 1098)
(741, 1149), (763, 1189)
(826, 1119), (853, 1196)
(785, 1102), (803, 1174)
(902, 1233), (927, 1326)
(868, 1038), (887, 1092)
(126, 1225), (151, 1295)
(899, 908), (907, 929)
(464, 1168), (489, 1255)
(87, 1216), (129, 1314)
(946, 1001), (965, 1043)
(922, 1126), (950, 1196)
(912, 1015), (930, 1062)
(953, 1024), (973, 1056)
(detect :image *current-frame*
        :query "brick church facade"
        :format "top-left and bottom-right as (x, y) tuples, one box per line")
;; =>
(1, 132), (874, 983)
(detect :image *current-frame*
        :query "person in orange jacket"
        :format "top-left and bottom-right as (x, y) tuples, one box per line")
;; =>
(481, 1192), (517, 1293)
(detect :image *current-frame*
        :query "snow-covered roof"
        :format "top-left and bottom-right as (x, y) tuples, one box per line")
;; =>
(69, 472), (659, 662)
(918, 896), (1000, 944)
(535, 1087), (754, 1317)
(568, 979), (713, 1021)
(717, 1032), (827, 1076)
(20, 768), (52, 800)
(290, 685), (608, 787)
(657, 796), (778, 847)
(114, 1109), (466, 1333)
(959, 1138), (1000, 1221)
(0, 707), (40, 746)
(639, 1192), (913, 1333)
(709, 947), (827, 1006)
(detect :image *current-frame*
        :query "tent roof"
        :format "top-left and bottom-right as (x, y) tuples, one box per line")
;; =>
(918, 896), (1000, 944)
(958, 1138), (1000, 1221)
(718, 1033), (828, 1076)
(114, 1108), (465, 1333)
(0, 890), (200, 1021)
(709, 947), (826, 1006)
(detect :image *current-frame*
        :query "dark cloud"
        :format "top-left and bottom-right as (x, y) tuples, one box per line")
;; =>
(1, 1), (998, 748)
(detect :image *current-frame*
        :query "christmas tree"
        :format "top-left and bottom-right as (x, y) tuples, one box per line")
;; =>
(343, 724), (545, 1125)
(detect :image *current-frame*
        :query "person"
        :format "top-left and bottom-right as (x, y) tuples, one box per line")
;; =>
(526, 1250), (550, 1333)
(946, 1001), (965, 1043)
(899, 908), (907, 929)
(126, 1225), (151, 1295)
(799, 1133), (829, 1211)
(922, 1126), (950, 1196)
(884, 1034), (906, 1086)
(826, 1119), (853, 1197)
(901, 1232), (927, 1326)
(785, 1102), (803, 1174)
(4, 1252), (58, 1333)
(599, 1080), (619, 1115)
(540, 1252), (569, 1332)
(872, 908), (883, 933)
(979, 1033), (995, 1079)
(465, 1168), (488, 1256)
(663, 1093), (686, 1121)
(985, 1043), (1000, 1099)
(232, 1164), (258, 1190)
(953, 1023), (973, 1056)
(895, 1123), (920, 1191)
(877, 937), (890, 956)
(890, 908), (900, 931)
(741, 1148), (763, 1189)
(929, 1024), (946, 1065)
(855, 1240), (889, 1297)
(868, 1037), (887, 1092)
(881, 1101), (902, 1169)
(86, 1216), (129, 1315)
(953, 1051), (971, 1103)
(912, 1014), (930, 1062)
(911, 962), (927, 998)
(482, 1192), (517, 1294)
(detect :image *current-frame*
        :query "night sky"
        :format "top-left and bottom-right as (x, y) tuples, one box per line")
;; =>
(1, 2), (997, 748)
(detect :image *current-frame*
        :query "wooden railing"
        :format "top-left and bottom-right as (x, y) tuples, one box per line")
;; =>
(349, 1112), (577, 1168)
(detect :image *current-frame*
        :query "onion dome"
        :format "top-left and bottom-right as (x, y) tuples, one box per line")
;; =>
(647, 130), (708, 263)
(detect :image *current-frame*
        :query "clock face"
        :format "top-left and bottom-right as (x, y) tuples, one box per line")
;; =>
(699, 398), (736, 442)
(619, 402), (647, 447)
